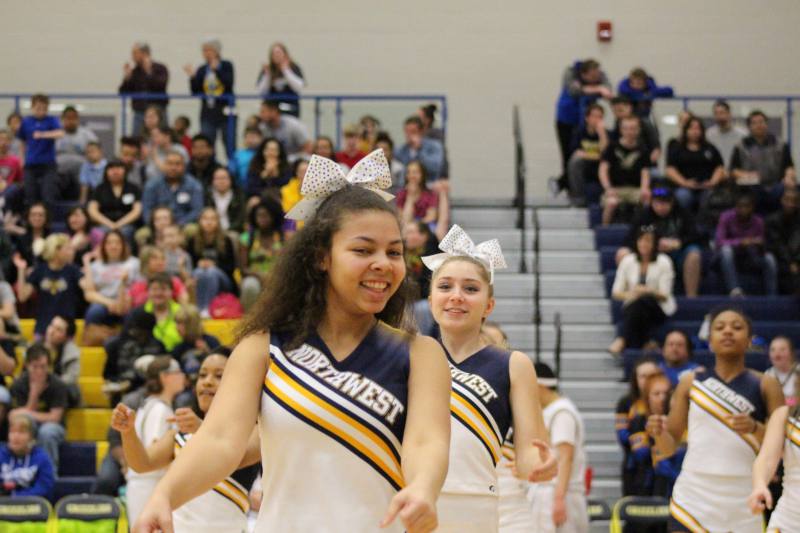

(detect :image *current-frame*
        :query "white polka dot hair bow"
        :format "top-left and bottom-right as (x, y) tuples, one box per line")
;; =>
(421, 224), (507, 284)
(285, 148), (394, 220)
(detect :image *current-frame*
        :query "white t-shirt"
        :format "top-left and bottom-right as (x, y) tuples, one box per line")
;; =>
(90, 257), (140, 299)
(0, 281), (20, 330)
(543, 397), (586, 494)
(766, 365), (798, 402)
(127, 396), (174, 481)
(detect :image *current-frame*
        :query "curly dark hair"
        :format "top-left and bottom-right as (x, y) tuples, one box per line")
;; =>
(236, 185), (416, 349)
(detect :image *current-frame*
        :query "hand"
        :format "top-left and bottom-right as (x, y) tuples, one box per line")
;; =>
(552, 494), (567, 526)
(110, 404), (137, 435)
(32, 131), (43, 140)
(640, 187), (652, 204)
(684, 179), (700, 189)
(747, 484), (773, 514)
(633, 285), (651, 297)
(133, 491), (174, 533)
(433, 179), (450, 195)
(646, 414), (667, 437)
(527, 439), (558, 482)
(728, 413), (757, 434)
(12, 253), (27, 272)
(598, 86), (614, 99)
(209, 57), (220, 70)
(198, 259), (214, 269)
(168, 407), (202, 434)
(123, 62), (133, 78)
(784, 175), (797, 189)
(605, 187), (618, 200)
(183, 63), (194, 76)
(380, 484), (437, 533)
(9, 407), (31, 418)
(790, 263), (799, 275)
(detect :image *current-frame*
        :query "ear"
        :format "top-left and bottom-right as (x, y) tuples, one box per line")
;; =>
(319, 251), (330, 272)
(483, 296), (495, 319)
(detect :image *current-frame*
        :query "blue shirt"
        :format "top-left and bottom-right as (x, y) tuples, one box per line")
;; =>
(0, 445), (55, 499)
(17, 115), (61, 165)
(659, 360), (700, 387)
(395, 138), (445, 181)
(229, 148), (255, 185)
(79, 159), (108, 189)
(142, 173), (204, 225)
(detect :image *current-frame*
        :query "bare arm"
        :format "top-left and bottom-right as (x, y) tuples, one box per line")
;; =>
(509, 351), (554, 480)
(238, 426), (262, 469)
(27, 407), (64, 424)
(148, 333), (269, 510)
(122, 427), (177, 474)
(666, 371), (693, 442)
(553, 442), (574, 500)
(0, 345), (16, 376)
(0, 301), (15, 321)
(15, 262), (33, 302)
(36, 129), (65, 140)
(114, 202), (143, 228)
(87, 200), (116, 229)
(598, 161), (611, 190)
(422, 207), (438, 225)
(752, 405), (787, 491)
(665, 166), (689, 187)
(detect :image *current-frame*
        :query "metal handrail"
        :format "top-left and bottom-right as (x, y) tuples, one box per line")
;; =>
(553, 312), (563, 379)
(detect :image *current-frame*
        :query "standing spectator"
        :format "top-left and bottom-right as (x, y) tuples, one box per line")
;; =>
(554, 59), (612, 193)
(128, 246), (190, 308)
(239, 199), (284, 311)
(15, 234), (83, 337)
(256, 42), (305, 117)
(0, 412), (55, 499)
(87, 160), (143, 244)
(617, 67), (674, 119)
(66, 206), (92, 265)
(395, 116), (445, 183)
(6, 112), (24, 157)
(228, 127), (263, 185)
(81, 230), (140, 343)
(610, 96), (661, 164)
(144, 125), (189, 183)
(618, 188), (702, 297)
(715, 193), (778, 296)
(374, 133), (405, 191)
(185, 39), (235, 156)
(141, 150), (204, 227)
(119, 42), (169, 136)
(312, 135), (336, 160)
(706, 99), (747, 170)
(124, 356), (185, 526)
(335, 124), (366, 169)
(172, 116), (193, 156)
(418, 104), (445, 142)
(140, 273), (183, 352)
(567, 103), (609, 206)
(616, 357), (660, 496)
(186, 134), (220, 188)
(205, 167), (245, 233)
(765, 336), (797, 405)
(188, 208), (237, 317)
(118, 136), (146, 189)
(257, 100), (311, 161)
(609, 227), (676, 354)
(41, 315), (81, 400)
(599, 116), (652, 226)
(0, 129), (23, 191)
(731, 110), (796, 212)
(766, 188), (800, 294)
(17, 94), (64, 208)
(55, 106), (98, 183)
(246, 138), (291, 204)
(78, 141), (108, 204)
(528, 362), (589, 533)
(358, 115), (381, 153)
(659, 330), (699, 387)
(397, 161), (438, 228)
(9, 344), (68, 470)
(666, 116), (726, 211)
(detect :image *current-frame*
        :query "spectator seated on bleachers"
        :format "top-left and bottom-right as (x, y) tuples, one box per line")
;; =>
(706, 99), (747, 170)
(142, 125), (188, 184)
(0, 412), (55, 500)
(65, 206), (92, 265)
(617, 67), (674, 120)
(228, 127), (263, 185)
(80, 230), (140, 345)
(403, 221), (439, 336)
(10, 202), (50, 272)
(280, 159), (308, 232)
(665, 116), (725, 212)
(730, 110), (796, 213)
(599, 116), (651, 226)
(609, 96), (661, 166)
(609, 227), (676, 355)
(141, 150), (203, 229)
(188, 208), (237, 318)
(239, 198), (285, 312)
(714, 192), (778, 296)
(86, 160), (143, 245)
(245, 138), (292, 207)
(14, 234), (84, 338)
(766, 188), (800, 295)
(374, 133), (405, 192)
(41, 315), (81, 406)
(129, 246), (190, 309)
(204, 167), (245, 233)
(617, 187), (703, 298)
(171, 304), (220, 374)
(9, 344), (68, 471)
(397, 161), (439, 229)
(566, 103), (609, 207)
(336, 124), (366, 169)
(138, 273), (183, 352)
(658, 330), (700, 387)
(77, 141), (107, 205)
(134, 205), (173, 252)
(395, 116), (445, 183)
(257, 100), (312, 162)
(186, 134), (221, 188)
(0, 273), (22, 357)
(172, 116), (192, 156)
(55, 106), (98, 188)
(765, 336), (797, 405)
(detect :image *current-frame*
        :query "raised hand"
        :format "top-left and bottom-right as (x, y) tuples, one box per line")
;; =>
(110, 404), (137, 435)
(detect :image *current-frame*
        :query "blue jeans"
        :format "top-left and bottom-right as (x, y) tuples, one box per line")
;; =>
(200, 108), (236, 159)
(718, 244), (778, 295)
(193, 266), (232, 311)
(85, 302), (123, 325)
(674, 187), (712, 212)
(38, 422), (65, 471)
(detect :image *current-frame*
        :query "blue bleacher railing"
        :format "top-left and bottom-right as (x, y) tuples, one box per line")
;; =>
(0, 92), (448, 159)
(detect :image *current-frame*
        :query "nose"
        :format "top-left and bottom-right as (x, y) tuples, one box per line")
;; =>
(370, 253), (391, 272)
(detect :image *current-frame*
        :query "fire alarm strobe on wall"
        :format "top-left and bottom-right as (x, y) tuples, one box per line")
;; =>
(597, 21), (612, 42)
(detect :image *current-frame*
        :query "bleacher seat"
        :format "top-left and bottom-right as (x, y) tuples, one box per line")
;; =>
(622, 349), (770, 380)
(595, 224), (629, 249)
(65, 409), (112, 442)
(0, 495), (53, 531)
(587, 498), (612, 521)
(79, 377), (110, 408)
(610, 297), (800, 324)
(80, 347), (106, 377)
(202, 319), (238, 346)
(610, 496), (670, 533)
(54, 493), (125, 533)
(53, 478), (95, 505)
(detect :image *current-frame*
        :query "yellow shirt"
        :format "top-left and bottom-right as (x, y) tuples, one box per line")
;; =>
(280, 177), (302, 214)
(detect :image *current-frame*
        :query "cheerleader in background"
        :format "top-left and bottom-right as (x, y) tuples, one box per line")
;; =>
(424, 225), (557, 532)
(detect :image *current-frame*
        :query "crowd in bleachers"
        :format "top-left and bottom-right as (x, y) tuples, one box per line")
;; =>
(0, 39), (453, 509)
(556, 59), (800, 522)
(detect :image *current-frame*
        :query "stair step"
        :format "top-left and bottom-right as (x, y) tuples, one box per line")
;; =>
(539, 351), (621, 375)
(561, 381), (627, 410)
(588, 478), (622, 501)
(539, 229), (595, 251)
(535, 208), (590, 230)
(487, 298), (533, 323)
(451, 207), (532, 229)
(539, 251), (599, 274)
(465, 229), (525, 251)
(540, 298), (610, 324)
(493, 274), (535, 298)
(539, 274), (606, 298)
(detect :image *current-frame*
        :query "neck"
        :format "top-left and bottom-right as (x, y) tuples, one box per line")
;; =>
(621, 137), (637, 147)
(775, 360), (793, 373)
(48, 259), (64, 270)
(157, 391), (173, 404)
(539, 388), (559, 407)
(719, 122), (731, 132)
(153, 301), (169, 313)
(715, 356), (746, 381)
(318, 301), (376, 357)
(440, 327), (485, 363)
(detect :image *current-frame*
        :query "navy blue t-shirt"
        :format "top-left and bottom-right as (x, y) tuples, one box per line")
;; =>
(18, 115), (61, 165)
(27, 262), (83, 335)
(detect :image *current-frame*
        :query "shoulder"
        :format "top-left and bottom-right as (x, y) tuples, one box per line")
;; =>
(618, 253), (637, 268)
(508, 350), (534, 377)
(655, 254), (674, 268)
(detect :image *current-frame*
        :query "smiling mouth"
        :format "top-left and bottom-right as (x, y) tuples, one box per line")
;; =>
(444, 308), (468, 315)
(360, 281), (390, 292)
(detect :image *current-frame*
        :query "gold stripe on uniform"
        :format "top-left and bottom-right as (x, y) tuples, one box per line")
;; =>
(450, 389), (501, 448)
(689, 386), (760, 453)
(669, 499), (708, 533)
(266, 369), (405, 489)
(787, 418), (800, 448)
(450, 392), (501, 463)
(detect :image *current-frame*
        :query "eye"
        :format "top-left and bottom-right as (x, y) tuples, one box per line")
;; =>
(465, 286), (480, 293)
(437, 282), (451, 290)
(388, 250), (403, 257)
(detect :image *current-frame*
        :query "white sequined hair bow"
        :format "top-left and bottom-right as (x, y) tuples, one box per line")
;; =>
(421, 224), (507, 283)
(285, 148), (394, 221)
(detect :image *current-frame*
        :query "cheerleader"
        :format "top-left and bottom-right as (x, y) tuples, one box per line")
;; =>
(134, 150), (451, 533)
(748, 367), (800, 532)
(423, 225), (557, 532)
(112, 350), (260, 533)
(647, 306), (784, 532)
